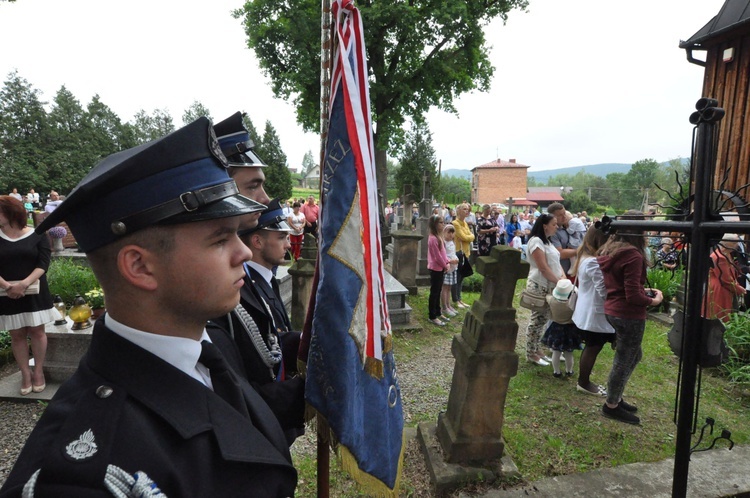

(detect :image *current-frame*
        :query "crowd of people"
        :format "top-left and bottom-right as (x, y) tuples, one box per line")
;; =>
(1, 134), (749, 493)
(418, 198), (749, 426)
(7, 188), (63, 216)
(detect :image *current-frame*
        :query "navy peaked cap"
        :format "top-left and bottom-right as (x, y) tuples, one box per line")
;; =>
(36, 117), (265, 252)
(213, 112), (266, 168)
(239, 198), (291, 236)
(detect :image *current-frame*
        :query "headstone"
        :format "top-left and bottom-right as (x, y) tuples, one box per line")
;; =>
(418, 245), (528, 493)
(390, 229), (422, 295)
(288, 233), (318, 330)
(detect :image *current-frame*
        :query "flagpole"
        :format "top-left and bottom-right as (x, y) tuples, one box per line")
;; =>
(317, 0), (333, 497)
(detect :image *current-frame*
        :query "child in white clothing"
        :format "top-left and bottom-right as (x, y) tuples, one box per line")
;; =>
(541, 279), (583, 377)
(510, 229), (523, 249)
(441, 224), (460, 317)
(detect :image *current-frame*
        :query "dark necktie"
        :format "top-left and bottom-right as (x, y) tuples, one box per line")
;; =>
(271, 276), (281, 301)
(199, 340), (250, 419)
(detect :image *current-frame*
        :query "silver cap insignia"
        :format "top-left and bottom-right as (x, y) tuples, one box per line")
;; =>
(65, 429), (98, 460)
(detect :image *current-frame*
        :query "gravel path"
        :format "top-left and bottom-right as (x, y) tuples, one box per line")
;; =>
(0, 308), (532, 495)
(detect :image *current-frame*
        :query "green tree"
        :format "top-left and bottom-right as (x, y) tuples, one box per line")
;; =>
(46, 86), (93, 194)
(234, 0), (528, 198)
(440, 175), (471, 205)
(241, 114), (263, 153)
(0, 71), (49, 194)
(605, 172), (641, 212)
(131, 108), (175, 144)
(259, 121), (292, 200)
(394, 122), (438, 201)
(626, 158), (660, 210)
(87, 94), (137, 155)
(182, 100), (212, 125)
(301, 150), (316, 176)
(562, 190), (597, 215)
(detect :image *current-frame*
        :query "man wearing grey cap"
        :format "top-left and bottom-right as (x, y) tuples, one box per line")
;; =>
(0, 118), (297, 497)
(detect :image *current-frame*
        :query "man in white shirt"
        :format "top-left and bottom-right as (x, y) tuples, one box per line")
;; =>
(44, 191), (63, 213)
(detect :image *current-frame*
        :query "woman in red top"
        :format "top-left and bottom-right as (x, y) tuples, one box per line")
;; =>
(597, 211), (663, 425)
(703, 234), (746, 323)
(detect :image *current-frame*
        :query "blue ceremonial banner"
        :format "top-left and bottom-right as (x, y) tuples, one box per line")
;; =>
(304, 0), (404, 495)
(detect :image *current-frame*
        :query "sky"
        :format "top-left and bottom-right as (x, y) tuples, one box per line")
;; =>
(0, 0), (725, 173)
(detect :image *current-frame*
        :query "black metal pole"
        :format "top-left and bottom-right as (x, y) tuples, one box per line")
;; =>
(671, 111), (721, 497)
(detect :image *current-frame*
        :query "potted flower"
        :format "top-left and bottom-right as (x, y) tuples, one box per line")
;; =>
(85, 288), (106, 320)
(47, 225), (67, 253)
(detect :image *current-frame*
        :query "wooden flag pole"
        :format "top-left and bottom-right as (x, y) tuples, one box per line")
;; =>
(317, 1), (333, 497)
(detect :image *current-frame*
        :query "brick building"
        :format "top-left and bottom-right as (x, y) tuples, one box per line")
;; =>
(471, 158), (530, 206)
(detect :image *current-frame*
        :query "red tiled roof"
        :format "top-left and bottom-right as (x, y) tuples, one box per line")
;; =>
(527, 192), (564, 202)
(472, 158), (531, 170)
(509, 199), (538, 206)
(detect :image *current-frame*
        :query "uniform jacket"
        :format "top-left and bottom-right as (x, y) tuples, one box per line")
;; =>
(207, 272), (305, 444)
(0, 322), (297, 498)
(247, 266), (292, 334)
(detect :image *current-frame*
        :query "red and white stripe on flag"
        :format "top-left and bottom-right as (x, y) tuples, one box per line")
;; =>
(330, 0), (391, 361)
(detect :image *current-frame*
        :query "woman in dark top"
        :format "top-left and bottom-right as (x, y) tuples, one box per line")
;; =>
(476, 204), (499, 256)
(0, 196), (56, 395)
(597, 210), (663, 425)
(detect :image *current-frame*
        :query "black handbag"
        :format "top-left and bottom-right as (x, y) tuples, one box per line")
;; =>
(458, 252), (473, 278)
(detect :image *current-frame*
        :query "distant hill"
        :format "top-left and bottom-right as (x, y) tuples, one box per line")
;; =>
(442, 159), (688, 183)
(527, 163), (632, 183)
(442, 169), (472, 180)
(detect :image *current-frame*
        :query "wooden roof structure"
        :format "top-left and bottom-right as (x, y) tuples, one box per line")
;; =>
(681, 0), (750, 196)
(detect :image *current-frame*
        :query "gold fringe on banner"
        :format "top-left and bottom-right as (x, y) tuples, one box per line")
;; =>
(337, 433), (405, 498)
(316, 413), (405, 497)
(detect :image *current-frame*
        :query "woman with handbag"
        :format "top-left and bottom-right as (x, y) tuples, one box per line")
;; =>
(524, 214), (566, 366)
(452, 203), (475, 309)
(0, 196), (56, 395)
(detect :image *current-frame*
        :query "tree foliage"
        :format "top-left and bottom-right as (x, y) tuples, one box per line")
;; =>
(132, 108), (175, 144)
(301, 150), (316, 177)
(0, 72), (295, 198)
(394, 122), (437, 201)
(182, 100), (212, 125)
(440, 175), (471, 205)
(233, 0), (529, 195)
(258, 121), (292, 200)
(0, 71), (50, 194)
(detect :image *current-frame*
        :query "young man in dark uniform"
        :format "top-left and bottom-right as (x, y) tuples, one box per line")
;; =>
(0, 118), (297, 497)
(207, 118), (305, 445)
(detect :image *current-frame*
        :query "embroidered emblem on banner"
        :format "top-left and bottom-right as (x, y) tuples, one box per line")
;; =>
(65, 429), (98, 460)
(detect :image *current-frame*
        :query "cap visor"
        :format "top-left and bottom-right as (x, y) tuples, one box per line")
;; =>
(163, 194), (266, 225)
(228, 150), (267, 168)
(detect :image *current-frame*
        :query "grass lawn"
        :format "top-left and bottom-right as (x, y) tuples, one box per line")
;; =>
(293, 283), (750, 495)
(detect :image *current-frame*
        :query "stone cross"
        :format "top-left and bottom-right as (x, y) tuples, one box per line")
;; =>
(419, 246), (529, 492)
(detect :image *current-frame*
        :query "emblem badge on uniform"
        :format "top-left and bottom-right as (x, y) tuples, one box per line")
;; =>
(65, 429), (98, 460)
